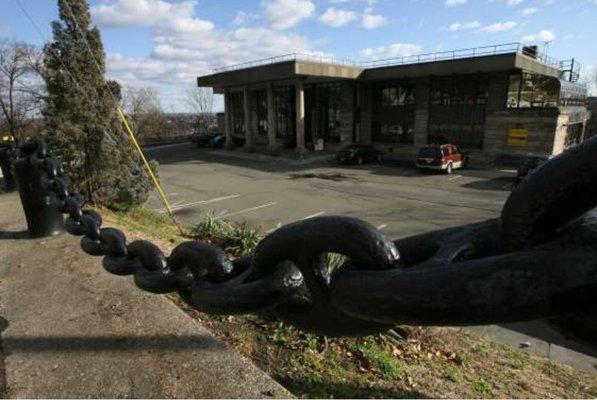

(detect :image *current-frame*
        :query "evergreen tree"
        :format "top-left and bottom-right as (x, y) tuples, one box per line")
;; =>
(43, 0), (152, 207)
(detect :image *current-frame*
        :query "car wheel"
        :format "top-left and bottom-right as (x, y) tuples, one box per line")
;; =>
(446, 162), (453, 175)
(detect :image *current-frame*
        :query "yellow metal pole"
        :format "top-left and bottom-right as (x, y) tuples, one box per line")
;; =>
(116, 107), (185, 236)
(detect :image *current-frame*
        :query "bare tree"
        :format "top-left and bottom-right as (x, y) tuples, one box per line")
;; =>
(0, 39), (44, 141)
(121, 86), (166, 140)
(185, 87), (214, 134)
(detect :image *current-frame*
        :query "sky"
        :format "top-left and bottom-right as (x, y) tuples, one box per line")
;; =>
(1, 0), (596, 111)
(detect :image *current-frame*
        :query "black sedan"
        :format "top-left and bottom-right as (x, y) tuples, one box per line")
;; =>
(516, 155), (551, 185)
(195, 132), (221, 147)
(336, 144), (384, 165)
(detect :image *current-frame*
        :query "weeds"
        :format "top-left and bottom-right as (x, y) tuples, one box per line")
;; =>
(191, 214), (262, 256)
(105, 206), (597, 399)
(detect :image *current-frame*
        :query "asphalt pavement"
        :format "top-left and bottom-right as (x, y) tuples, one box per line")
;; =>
(144, 142), (597, 373)
(145, 143), (513, 240)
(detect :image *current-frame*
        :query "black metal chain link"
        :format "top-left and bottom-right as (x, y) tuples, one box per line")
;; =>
(15, 137), (597, 336)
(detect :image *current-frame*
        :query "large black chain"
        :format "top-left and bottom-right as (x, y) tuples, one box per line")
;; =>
(15, 137), (597, 335)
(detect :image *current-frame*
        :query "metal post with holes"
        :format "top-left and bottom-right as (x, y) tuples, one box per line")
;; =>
(12, 150), (65, 238)
(0, 141), (17, 191)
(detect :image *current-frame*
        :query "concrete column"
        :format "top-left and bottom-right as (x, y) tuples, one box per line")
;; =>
(295, 79), (306, 153)
(266, 83), (278, 153)
(243, 86), (254, 151)
(355, 82), (362, 143)
(581, 119), (588, 142)
(413, 78), (430, 147)
(224, 89), (234, 149)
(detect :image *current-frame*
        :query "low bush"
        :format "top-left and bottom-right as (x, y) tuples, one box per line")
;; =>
(191, 214), (262, 256)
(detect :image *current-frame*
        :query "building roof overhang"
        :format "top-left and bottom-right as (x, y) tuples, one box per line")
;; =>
(197, 52), (562, 89)
(361, 53), (561, 80)
(197, 60), (363, 89)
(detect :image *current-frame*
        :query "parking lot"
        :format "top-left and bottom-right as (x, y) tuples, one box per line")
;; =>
(145, 143), (516, 240)
(143, 142), (597, 372)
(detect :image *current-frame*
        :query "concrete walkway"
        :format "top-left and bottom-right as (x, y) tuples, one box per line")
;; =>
(0, 191), (291, 398)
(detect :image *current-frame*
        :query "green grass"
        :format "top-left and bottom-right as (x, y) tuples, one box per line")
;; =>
(190, 214), (262, 256)
(105, 206), (597, 399)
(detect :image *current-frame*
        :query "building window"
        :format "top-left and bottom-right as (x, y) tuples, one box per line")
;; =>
(229, 92), (245, 136)
(372, 81), (416, 144)
(565, 123), (583, 148)
(251, 89), (268, 137)
(428, 75), (488, 149)
(311, 82), (343, 143)
(381, 84), (415, 107)
(431, 76), (488, 106)
(376, 123), (414, 144)
(274, 86), (295, 148)
(506, 72), (559, 108)
(559, 81), (588, 107)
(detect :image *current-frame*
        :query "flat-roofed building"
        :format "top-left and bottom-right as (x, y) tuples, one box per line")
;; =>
(197, 43), (589, 164)
(587, 97), (597, 139)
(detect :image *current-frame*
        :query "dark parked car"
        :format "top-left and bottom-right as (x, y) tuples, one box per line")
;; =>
(195, 132), (221, 147)
(516, 155), (551, 185)
(210, 135), (246, 149)
(416, 144), (468, 174)
(336, 144), (384, 165)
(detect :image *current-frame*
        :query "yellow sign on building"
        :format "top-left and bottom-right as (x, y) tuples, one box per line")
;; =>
(507, 128), (528, 147)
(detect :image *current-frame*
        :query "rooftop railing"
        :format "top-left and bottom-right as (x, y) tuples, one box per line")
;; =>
(211, 42), (568, 75)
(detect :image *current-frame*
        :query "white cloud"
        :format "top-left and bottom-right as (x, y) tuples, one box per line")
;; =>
(478, 21), (517, 33)
(521, 29), (556, 43)
(361, 12), (387, 29)
(263, 0), (316, 30)
(232, 11), (259, 26)
(507, 0), (524, 5)
(0, 25), (8, 35)
(448, 20), (517, 34)
(91, 0), (316, 110)
(92, 0), (211, 29)
(521, 7), (537, 15)
(448, 20), (481, 31)
(319, 7), (357, 27)
(359, 43), (422, 59)
(445, 0), (467, 7)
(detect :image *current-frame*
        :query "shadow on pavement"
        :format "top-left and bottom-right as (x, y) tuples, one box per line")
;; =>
(275, 376), (427, 399)
(146, 144), (327, 174)
(499, 320), (597, 358)
(461, 176), (516, 192)
(0, 230), (29, 240)
(1, 334), (228, 352)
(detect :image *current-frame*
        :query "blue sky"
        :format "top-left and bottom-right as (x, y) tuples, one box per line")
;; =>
(1, 0), (596, 111)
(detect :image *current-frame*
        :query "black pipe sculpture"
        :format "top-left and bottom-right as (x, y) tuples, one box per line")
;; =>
(12, 136), (597, 337)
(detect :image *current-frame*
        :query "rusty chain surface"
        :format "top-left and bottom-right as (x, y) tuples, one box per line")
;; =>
(15, 137), (597, 335)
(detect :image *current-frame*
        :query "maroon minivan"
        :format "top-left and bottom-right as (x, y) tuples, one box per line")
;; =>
(416, 144), (468, 174)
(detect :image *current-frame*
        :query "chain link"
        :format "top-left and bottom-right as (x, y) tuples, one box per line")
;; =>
(14, 137), (597, 336)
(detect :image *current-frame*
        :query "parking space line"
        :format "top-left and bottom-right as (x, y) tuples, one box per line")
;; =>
(266, 222), (283, 234)
(218, 202), (278, 219)
(377, 224), (387, 230)
(157, 194), (241, 213)
(449, 175), (462, 181)
(300, 211), (325, 220)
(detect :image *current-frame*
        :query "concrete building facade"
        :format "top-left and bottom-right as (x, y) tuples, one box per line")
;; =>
(587, 97), (597, 139)
(197, 44), (589, 163)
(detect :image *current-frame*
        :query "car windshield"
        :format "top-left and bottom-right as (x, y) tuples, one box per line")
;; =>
(342, 145), (360, 152)
(419, 147), (440, 158)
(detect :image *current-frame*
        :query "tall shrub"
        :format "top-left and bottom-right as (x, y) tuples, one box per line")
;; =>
(43, 0), (152, 207)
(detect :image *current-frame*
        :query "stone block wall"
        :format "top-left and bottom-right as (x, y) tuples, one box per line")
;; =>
(483, 72), (559, 159)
